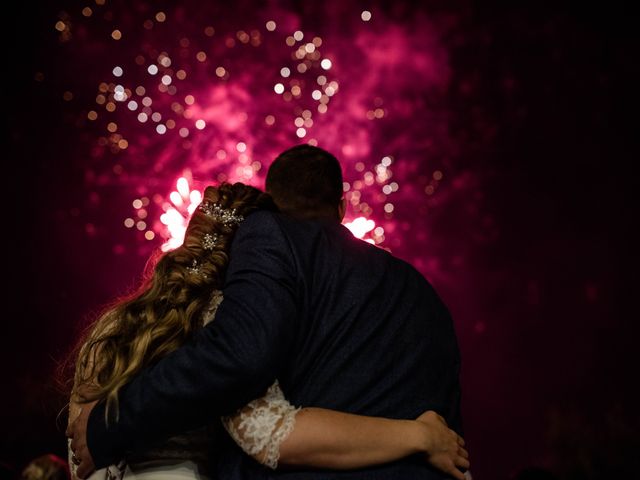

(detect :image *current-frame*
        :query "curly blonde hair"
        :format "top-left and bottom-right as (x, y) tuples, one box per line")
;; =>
(69, 182), (276, 420)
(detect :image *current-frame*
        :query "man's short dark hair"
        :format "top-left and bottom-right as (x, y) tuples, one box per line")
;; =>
(266, 144), (343, 219)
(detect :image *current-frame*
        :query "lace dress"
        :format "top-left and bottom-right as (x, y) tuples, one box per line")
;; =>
(68, 291), (300, 480)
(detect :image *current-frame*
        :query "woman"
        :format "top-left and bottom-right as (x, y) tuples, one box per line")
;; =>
(67, 182), (469, 480)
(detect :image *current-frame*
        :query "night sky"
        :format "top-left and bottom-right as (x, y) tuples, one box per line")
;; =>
(4, 1), (639, 479)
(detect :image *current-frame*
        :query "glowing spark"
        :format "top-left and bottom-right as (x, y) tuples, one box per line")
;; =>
(321, 59), (332, 70)
(169, 191), (184, 207)
(159, 177), (203, 251)
(344, 216), (376, 239)
(176, 177), (190, 198)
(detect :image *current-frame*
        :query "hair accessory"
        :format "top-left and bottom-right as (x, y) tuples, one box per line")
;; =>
(186, 259), (207, 278)
(202, 233), (219, 250)
(198, 201), (244, 226)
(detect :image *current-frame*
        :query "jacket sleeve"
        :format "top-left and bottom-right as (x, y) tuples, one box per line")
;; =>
(86, 211), (299, 468)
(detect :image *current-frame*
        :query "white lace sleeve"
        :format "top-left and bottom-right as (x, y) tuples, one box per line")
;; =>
(221, 380), (300, 469)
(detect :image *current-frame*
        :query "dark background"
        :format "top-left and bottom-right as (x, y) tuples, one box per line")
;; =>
(4, 1), (639, 479)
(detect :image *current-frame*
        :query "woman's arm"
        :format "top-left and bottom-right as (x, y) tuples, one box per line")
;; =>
(278, 408), (469, 480)
(222, 382), (470, 479)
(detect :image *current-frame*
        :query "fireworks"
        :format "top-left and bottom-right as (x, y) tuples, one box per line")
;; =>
(48, 0), (482, 279)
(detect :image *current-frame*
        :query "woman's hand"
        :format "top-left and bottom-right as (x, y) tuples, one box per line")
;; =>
(415, 411), (470, 480)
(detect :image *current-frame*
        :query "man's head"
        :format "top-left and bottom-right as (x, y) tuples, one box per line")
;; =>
(266, 144), (346, 221)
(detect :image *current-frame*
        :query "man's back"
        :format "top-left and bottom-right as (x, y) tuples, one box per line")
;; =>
(217, 212), (462, 478)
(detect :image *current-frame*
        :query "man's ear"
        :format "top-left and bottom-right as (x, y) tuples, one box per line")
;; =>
(338, 198), (347, 222)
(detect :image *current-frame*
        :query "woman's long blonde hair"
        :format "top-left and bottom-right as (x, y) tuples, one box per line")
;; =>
(69, 182), (276, 420)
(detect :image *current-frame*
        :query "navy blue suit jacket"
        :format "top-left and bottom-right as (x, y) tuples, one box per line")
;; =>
(87, 211), (463, 479)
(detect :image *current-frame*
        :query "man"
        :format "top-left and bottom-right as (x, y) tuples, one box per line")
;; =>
(68, 144), (465, 478)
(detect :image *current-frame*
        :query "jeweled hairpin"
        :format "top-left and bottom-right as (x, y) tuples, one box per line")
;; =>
(186, 259), (207, 278)
(202, 233), (218, 251)
(198, 201), (244, 226)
